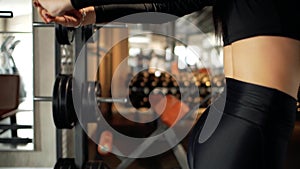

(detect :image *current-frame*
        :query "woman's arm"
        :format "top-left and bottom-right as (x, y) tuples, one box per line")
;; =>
(95, 1), (214, 23)
(36, 0), (214, 27)
(71, 0), (173, 9)
(35, 0), (214, 16)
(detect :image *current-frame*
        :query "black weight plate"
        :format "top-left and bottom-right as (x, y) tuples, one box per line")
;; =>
(52, 75), (63, 129)
(55, 24), (65, 45)
(65, 75), (76, 128)
(84, 25), (94, 43)
(57, 75), (69, 129)
(54, 158), (76, 169)
(59, 75), (74, 129)
(55, 24), (74, 45)
(67, 28), (75, 44)
(61, 25), (70, 45)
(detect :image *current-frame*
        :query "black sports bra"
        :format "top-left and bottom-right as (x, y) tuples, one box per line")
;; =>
(219, 0), (300, 45)
(71, 0), (300, 46)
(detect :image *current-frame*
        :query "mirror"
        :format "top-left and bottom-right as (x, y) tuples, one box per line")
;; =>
(0, 0), (34, 151)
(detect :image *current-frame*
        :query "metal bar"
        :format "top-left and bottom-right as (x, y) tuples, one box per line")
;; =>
(0, 124), (32, 130)
(0, 129), (9, 135)
(34, 96), (127, 103)
(33, 22), (127, 28)
(55, 25), (63, 160)
(74, 124), (88, 169)
(116, 125), (166, 169)
(172, 144), (189, 169)
(10, 115), (17, 137)
(94, 23), (128, 29)
(97, 97), (128, 103)
(74, 27), (87, 169)
(34, 96), (52, 102)
(33, 22), (55, 28)
(0, 138), (32, 144)
(0, 11), (13, 18)
(0, 31), (32, 34)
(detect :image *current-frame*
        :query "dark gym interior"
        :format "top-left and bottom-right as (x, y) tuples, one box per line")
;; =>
(0, 1), (299, 169)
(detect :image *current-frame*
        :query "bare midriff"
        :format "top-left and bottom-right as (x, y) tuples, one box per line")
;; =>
(223, 36), (300, 99)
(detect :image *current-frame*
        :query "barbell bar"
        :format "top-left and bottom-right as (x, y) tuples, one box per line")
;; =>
(34, 96), (127, 103)
(32, 22), (127, 29)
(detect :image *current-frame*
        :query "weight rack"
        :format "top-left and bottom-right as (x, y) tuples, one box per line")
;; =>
(33, 21), (121, 168)
(52, 23), (127, 169)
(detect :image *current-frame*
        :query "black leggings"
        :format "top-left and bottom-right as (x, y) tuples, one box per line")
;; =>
(188, 78), (297, 169)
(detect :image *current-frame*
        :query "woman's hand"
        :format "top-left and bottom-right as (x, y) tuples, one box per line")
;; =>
(33, 0), (74, 16)
(53, 7), (96, 27)
(52, 10), (83, 27)
(35, 3), (82, 27)
(34, 1), (96, 28)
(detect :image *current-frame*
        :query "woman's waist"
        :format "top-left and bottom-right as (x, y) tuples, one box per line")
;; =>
(227, 36), (300, 99)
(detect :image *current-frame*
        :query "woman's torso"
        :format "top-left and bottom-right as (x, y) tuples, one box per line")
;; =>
(220, 0), (300, 99)
(224, 37), (300, 99)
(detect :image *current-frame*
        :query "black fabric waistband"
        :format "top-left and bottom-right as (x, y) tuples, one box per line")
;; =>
(223, 78), (297, 126)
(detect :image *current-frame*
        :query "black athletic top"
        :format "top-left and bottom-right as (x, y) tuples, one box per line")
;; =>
(70, 0), (300, 46)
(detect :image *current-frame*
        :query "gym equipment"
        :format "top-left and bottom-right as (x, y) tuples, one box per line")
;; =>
(151, 94), (190, 127)
(48, 74), (128, 129)
(83, 161), (110, 169)
(52, 74), (77, 129)
(55, 24), (75, 45)
(0, 75), (32, 145)
(54, 158), (76, 169)
(0, 36), (26, 101)
(83, 24), (96, 43)
(60, 45), (74, 75)
(54, 23), (126, 45)
(0, 11), (13, 18)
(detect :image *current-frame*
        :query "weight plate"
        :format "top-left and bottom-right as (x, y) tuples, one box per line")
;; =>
(52, 75), (63, 129)
(55, 24), (74, 45)
(57, 75), (69, 129)
(59, 75), (75, 129)
(65, 75), (77, 127)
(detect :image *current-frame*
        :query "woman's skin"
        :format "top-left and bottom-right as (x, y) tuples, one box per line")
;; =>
(34, 0), (74, 16)
(224, 36), (300, 99)
(35, 2), (300, 99)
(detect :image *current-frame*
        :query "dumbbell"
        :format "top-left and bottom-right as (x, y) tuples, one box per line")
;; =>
(128, 70), (181, 109)
(54, 158), (76, 169)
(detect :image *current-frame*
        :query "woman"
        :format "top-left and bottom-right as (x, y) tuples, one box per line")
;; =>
(34, 0), (300, 168)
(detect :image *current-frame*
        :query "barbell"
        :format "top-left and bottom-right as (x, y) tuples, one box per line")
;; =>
(34, 74), (127, 129)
